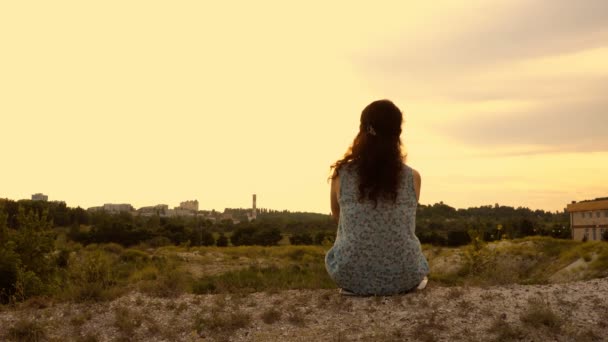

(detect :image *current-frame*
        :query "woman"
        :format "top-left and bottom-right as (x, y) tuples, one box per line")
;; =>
(325, 99), (429, 296)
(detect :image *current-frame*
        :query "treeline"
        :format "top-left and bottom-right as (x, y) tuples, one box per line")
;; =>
(416, 202), (570, 246)
(0, 199), (336, 248)
(0, 198), (572, 248)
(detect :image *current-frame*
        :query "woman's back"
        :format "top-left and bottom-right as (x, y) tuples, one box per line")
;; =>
(325, 163), (429, 295)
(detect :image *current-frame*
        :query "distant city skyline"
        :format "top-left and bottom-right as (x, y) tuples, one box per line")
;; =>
(7, 191), (592, 214)
(1, 1), (607, 213)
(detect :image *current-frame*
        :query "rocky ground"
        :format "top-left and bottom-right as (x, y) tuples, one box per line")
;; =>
(2, 277), (607, 342)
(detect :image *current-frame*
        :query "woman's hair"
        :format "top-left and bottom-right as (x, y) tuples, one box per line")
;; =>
(330, 99), (405, 205)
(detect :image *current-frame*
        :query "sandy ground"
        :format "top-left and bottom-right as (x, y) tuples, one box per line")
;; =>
(1, 277), (607, 342)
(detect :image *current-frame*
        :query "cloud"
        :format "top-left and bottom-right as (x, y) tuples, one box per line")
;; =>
(359, 0), (608, 80)
(437, 94), (608, 154)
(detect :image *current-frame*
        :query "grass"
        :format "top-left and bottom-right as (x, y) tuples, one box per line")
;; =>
(261, 307), (282, 324)
(488, 317), (525, 342)
(520, 296), (562, 330)
(114, 306), (143, 340)
(193, 308), (252, 339)
(192, 263), (335, 294)
(412, 310), (446, 342)
(7, 318), (47, 342)
(5, 237), (608, 307)
(287, 309), (306, 326)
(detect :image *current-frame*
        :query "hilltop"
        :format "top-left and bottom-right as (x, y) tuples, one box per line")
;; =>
(1, 237), (608, 341)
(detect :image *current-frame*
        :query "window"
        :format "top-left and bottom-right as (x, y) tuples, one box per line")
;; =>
(593, 228), (597, 240)
(605, 210), (608, 218)
(597, 211), (601, 218)
(581, 212), (585, 218)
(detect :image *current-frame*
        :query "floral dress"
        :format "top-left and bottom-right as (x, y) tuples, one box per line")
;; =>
(325, 164), (429, 295)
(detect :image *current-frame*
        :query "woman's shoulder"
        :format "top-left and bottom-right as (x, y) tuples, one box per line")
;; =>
(403, 164), (421, 182)
(337, 161), (357, 175)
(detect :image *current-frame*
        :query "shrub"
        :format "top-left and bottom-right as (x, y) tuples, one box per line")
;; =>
(139, 264), (186, 298)
(193, 308), (251, 337)
(216, 233), (229, 247)
(289, 232), (313, 245)
(0, 247), (20, 303)
(120, 249), (149, 263)
(520, 297), (562, 329)
(56, 249), (71, 268)
(114, 306), (143, 339)
(261, 308), (282, 324)
(447, 230), (471, 247)
(313, 231), (335, 245)
(145, 236), (172, 248)
(200, 230), (215, 246)
(102, 243), (124, 254)
(67, 251), (117, 302)
(8, 318), (46, 342)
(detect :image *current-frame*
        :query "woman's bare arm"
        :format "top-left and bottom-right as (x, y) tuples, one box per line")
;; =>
(412, 168), (421, 202)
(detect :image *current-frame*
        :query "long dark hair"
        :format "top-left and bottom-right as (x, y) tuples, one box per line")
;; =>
(330, 99), (405, 205)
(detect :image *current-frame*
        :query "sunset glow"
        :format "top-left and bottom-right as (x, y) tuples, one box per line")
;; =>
(1, 0), (607, 212)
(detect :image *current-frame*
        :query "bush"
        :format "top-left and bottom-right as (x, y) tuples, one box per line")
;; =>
(0, 247), (20, 303)
(8, 318), (46, 342)
(120, 249), (149, 263)
(102, 243), (124, 254)
(520, 297), (562, 329)
(231, 227), (282, 246)
(289, 232), (313, 245)
(447, 231), (471, 247)
(200, 230), (215, 246)
(139, 265), (187, 298)
(216, 233), (229, 247)
(145, 236), (172, 248)
(67, 251), (117, 301)
(255, 228), (282, 246)
(313, 231), (335, 245)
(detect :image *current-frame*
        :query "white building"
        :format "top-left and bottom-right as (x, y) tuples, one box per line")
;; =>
(103, 203), (134, 214)
(566, 198), (608, 241)
(31, 193), (48, 201)
(178, 200), (199, 212)
(138, 204), (169, 216)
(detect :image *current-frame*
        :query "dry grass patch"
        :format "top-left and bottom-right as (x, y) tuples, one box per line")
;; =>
(412, 310), (446, 342)
(487, 316), (525, 342)
(520, 296), (562, 330)
(114, 306), (143, 340)
(287, 308), (306, 326)
(7, 318), (47, 342)
(261, 307), (282, 324)
(193, 307), (252, 340)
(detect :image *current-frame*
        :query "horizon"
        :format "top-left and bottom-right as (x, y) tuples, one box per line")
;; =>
(2, 1), (607, 213)
(0, 193), (576, 214)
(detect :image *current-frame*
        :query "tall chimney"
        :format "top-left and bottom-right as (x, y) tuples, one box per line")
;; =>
(252, 194), (257, 219)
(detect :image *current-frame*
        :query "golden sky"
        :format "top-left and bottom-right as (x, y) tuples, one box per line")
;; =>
(1, 0), (607, 213)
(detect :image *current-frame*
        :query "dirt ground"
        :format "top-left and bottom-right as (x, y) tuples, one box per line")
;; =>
(1, 277), (607, 342)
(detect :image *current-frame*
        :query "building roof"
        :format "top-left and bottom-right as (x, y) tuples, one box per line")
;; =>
(567, 199), (608, 212)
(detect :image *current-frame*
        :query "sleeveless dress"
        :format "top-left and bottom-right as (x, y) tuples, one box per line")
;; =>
(325, 163), (429, 295)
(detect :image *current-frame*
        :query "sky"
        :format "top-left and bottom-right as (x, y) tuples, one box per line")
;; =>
(1, 0), (607, 213)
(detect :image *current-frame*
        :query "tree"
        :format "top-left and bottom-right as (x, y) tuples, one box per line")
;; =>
(447, 230), (471, 247)
(200, 230), (215, 246)
(289, 232), (313, 245)
(231, 227), (257, 246)
(216, 233), (229, 247)
(254, 228), (282, 246)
